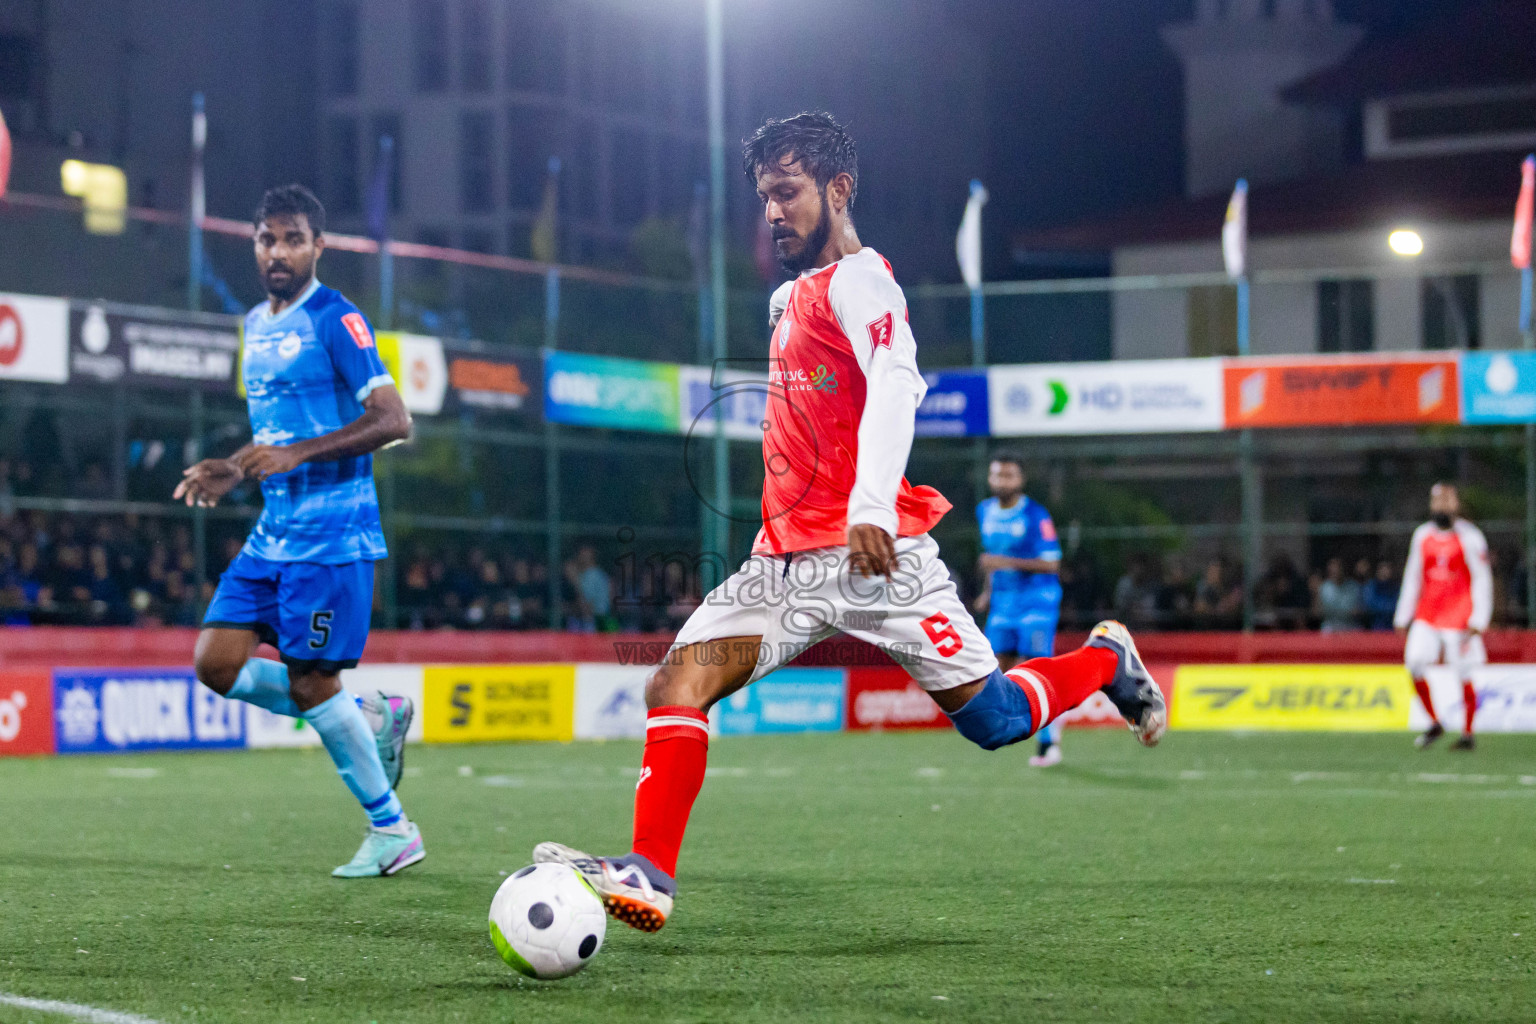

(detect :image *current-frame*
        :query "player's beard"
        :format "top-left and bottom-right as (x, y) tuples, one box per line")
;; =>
(775, 192), (832, 275)
(263, 262), (311, 301)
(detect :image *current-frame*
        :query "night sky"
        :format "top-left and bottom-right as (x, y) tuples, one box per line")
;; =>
(954, 0), (1478, 269)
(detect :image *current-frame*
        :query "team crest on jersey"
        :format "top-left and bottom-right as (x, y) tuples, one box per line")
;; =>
(278, 332), (302, 359)
(341, 312), (374, 350)
(867, 310), (894, 350)
(777, 316), (791, 351)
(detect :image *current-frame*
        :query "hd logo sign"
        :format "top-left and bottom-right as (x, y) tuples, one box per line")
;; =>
(423, 665), (575, 743)
(1170, 665), (1410, 731)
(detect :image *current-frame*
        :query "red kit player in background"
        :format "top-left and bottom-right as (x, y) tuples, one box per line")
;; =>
(1396, 482), (1492, 751)
(533, 112), (1167, 932)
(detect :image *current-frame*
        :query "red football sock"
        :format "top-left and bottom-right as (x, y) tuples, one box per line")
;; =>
(1412, 677), (1439, 725)
(631, 705), (709, 878)
(1462, 682), (1477, 735)
(1007, 646), (1118, 728)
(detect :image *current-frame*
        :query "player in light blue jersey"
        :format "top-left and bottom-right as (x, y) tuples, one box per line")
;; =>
(973, 453), (1065, 766)
(175, 185), (423, 877)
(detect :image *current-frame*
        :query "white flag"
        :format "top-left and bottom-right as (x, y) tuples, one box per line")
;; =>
(1222, 178), (1248, 280)
(956, 179), (988, 290)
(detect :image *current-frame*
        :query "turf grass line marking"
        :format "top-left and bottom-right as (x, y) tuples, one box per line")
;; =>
(0, 992), (168, 1024)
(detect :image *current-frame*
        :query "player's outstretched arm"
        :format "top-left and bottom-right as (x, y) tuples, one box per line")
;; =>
(237, 385), (411, 482)
(979, 554), (1061, 574)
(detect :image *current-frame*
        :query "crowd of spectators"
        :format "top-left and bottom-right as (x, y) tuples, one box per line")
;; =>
(0, 509), (700, 633)
(4, 506), (1528, 634)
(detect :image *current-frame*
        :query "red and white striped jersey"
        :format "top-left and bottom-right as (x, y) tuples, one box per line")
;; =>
(753, 247), (950, 555)
(1394, 518), (1493, 631)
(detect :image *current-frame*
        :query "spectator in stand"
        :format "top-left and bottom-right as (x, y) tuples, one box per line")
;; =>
(1315, 556), (1363, 632)
(1156, 557), (1194, 630)
(1057, 555), (1099, 631)
(1256, 554), (1309, 630)
(567, 544), (613, 632)
(1193, 558), (1243, 629)
(1363, 559), (1399, 631)
(1112, 554), (1159, 628)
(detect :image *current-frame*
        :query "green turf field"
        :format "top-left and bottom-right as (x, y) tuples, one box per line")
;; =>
(2, 730), (1535, 1023)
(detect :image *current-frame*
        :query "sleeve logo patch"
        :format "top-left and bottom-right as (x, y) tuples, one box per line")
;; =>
(1040, 517), (1058, 542)
(341, 312), (374, 349)
(867, 310), (894, 350)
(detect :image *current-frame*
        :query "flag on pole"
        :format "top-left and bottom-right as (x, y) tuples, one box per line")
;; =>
(1513, 154), (1534, 270)
(955, 179), (988, 290)
(0, 108), (11, 199)
(365, 135), (394, 243)
(1223, 179), (1248, 280)
(530, 156), (561, 264)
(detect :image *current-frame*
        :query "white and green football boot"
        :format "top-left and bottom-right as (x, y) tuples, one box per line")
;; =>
(1087, 619), (1168, 747)
(333, 821), (425, 878)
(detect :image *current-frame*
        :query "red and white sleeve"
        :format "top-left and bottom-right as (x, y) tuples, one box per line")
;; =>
(828, 255), (928, 538)
(1459, 521), (1493, 631)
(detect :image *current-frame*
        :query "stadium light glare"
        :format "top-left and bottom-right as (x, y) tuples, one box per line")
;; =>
(1388, 228), (1424, 257)
(60, 158), (128, 235)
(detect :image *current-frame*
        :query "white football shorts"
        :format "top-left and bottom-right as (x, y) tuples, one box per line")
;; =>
(1403, 620), (1487, 679)
(667, 533), (998, 691)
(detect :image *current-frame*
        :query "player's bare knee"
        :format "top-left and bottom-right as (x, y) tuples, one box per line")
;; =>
(287, 671), (341, 713)
(193, 639), (243, 694)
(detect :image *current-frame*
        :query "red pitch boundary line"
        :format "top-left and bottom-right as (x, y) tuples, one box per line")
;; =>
(0, 191), (694, 293)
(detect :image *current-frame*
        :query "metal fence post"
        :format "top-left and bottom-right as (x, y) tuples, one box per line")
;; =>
(1239, 428), (1261, 633)
(544, 268), (562, 629)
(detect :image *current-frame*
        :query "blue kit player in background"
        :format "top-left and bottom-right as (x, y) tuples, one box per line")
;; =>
(973, 452), (1065, 766)
(174, 185), (424, 877)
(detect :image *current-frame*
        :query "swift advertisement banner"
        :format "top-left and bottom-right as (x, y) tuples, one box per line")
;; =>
(989, 359), (1223, 436)
(1223, 355), (1458, 428)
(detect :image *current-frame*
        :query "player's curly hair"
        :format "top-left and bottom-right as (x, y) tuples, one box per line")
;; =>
(253, 183), (327, 235)
(742, 111), (858, 207)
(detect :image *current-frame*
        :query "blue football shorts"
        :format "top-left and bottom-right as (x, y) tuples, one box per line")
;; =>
(203, 551), (375, 675)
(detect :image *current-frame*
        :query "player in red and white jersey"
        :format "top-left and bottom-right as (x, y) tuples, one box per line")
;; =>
(1395, 482), (1492, 750)
(534, 112), (1167, 933)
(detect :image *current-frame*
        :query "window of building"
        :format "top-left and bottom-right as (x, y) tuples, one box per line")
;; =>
(324, 116), (361, 214)
(321, 2), (359, 96)
(460, 0), (494, 92)
(1317, 279), (1374, 352)
(1422, 275), (1480, 350)
(462, 228), (496, 254)
(412, 0), (450, 93)
(367, 114), (404, 213)
(611, 127), (651, 227)
(507, 105), (562, 210)
(1186, 285), (1237, 357)
(460, 111), (495, 213)
(506, 1), (566, 94)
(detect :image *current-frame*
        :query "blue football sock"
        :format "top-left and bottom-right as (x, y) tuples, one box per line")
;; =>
(303, 690), (404, 828)
(227, 658), (301, 718)
(946, 668), (1036, 751)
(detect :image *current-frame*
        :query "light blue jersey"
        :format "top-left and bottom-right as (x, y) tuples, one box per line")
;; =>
(240, 279), (392, 564)
(977, 495), (1062, 619)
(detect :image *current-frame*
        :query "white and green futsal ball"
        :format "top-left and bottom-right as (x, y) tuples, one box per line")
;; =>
(489, 862), (607, 979)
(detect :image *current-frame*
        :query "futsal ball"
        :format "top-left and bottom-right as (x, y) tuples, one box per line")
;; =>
(488, 863), (607, 979)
